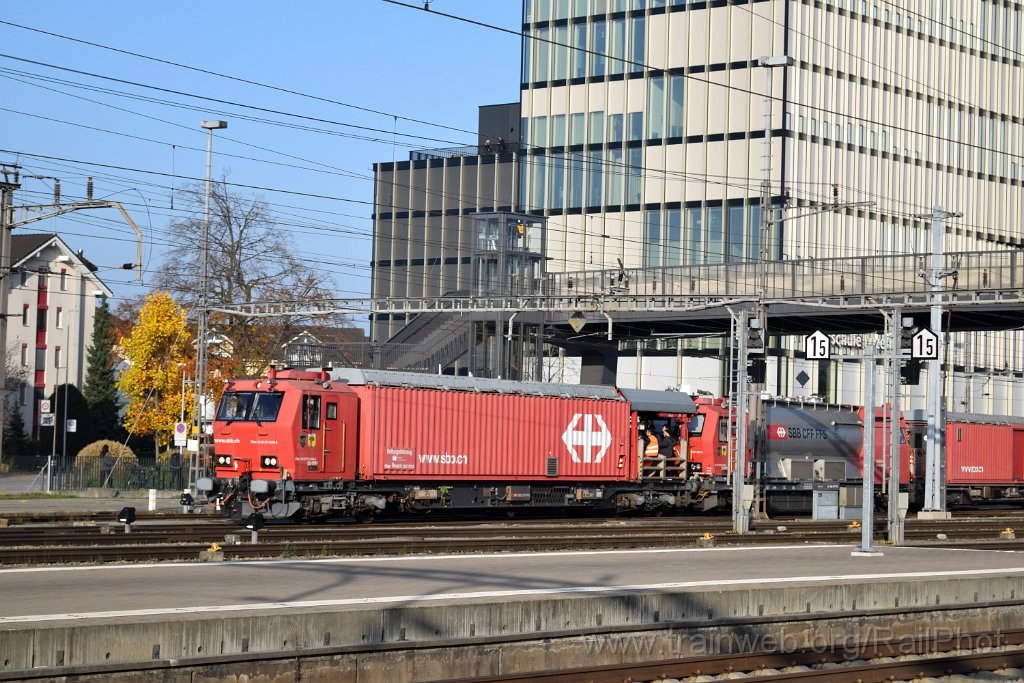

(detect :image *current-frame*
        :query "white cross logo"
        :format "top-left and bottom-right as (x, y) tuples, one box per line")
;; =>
(561, 413), (612, 464)
(776, 426), (787, 439)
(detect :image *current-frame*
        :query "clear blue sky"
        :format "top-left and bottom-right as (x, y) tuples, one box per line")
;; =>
(0, 1), (523, 310)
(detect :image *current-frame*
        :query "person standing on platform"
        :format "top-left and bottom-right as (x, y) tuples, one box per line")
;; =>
(169, 450), (182, 489)
(99, 445), (115, 487)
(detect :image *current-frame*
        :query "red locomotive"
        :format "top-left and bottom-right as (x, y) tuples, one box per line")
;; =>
(198, 367), (1024, 520)
(198, 368), (712, 520)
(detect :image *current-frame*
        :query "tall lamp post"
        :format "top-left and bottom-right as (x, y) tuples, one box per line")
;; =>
(193, 120), (227, 491)
(732, 55), (791, 531)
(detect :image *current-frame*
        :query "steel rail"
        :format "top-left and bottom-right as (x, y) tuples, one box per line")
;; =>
(431, 629), (1024, 683)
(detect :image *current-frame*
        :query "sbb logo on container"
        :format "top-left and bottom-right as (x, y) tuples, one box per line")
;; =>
(561, 413), (612, 464)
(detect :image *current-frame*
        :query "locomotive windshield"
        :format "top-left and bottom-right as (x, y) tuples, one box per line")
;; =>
(217, 391), (284, 422)
(686, 414), (705, 436)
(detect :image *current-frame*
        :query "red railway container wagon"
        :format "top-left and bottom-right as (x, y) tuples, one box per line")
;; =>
(906, 412), (1024, 506)
(198, 368), (711, 520)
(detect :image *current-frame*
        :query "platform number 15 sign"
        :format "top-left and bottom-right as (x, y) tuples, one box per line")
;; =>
(911, 328), (939, 360)
(804, 330), (831, 360)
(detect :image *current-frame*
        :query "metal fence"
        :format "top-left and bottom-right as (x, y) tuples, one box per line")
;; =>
(35, 459), (187, 492)
(548, 249), (1022, 302)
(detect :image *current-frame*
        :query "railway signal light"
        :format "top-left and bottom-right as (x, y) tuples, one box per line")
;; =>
(900, 358), (922, 385)
(900, 317), (916, 355)
(117, 506), (136, 534)
(747, 357), (767, 384)
(747, 317), (765, 354)
(244, 512), (265, 544)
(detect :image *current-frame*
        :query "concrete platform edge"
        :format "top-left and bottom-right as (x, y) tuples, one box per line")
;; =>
(3, 573), (1024, 674)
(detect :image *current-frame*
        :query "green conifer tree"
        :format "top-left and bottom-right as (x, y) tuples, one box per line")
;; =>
(82, 298), (123, 440)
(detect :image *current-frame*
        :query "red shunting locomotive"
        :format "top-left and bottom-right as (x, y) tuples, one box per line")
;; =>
(198, 368), (713, 520)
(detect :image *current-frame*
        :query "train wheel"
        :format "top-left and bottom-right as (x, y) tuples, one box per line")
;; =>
(355, 511), (377, 524)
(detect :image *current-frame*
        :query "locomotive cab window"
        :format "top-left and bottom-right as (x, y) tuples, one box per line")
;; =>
(217, 392), (284, 422)
(326, 402), (337, 420)
(302, 395), (322, 430)
(686, 414), (705, 437)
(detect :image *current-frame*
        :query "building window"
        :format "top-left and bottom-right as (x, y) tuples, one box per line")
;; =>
(60, 269), (67, 291)
(647, 74), (665, 138)
(586, 150), (603, 206)
(55, 346), (61, 369)
(20, 270), (27, 287)
(553, 25), (569, 80)
(607, 113), (624, 143)
(588, 111), (604, 144)
(20, 343), (27, 367)
(549, 152), (566, 210)
(627, 112), (644, 141)
(533, 27), (550, 82)
(571, 23), (588, 79)
(531, 154), (547, 208)
(608, 17), (626, 75)
(568, 152), (585, 208)
(550, 114), (566, 147)
(22, 304), (29, 327)
(728, 204), (745, 263)
(626, 148), (642, 204)
(56, 307), (63, 329)
(629, 16), (644, 73)
(532, 116), (548, 147)
(569, 113), (585, 145)
(606, 147), (623, 206)
(706, 206), (724, 264)
(19, 386), (26, 407)
(590, 18), (606, 77)
(668, 75), (684, 137)
(686, 207), (703, 265)
(644, 210), (662, 267)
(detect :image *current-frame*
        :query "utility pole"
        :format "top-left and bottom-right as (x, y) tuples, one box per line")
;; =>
(887, 310), (906, 544)
(194, 120), (228, 491)
(0, 164), (19, 471)
(919, 206), (960, 517)
(853, 344), (882, 556)
(731, 309), (750, 533)
(749, 56), (793, 521)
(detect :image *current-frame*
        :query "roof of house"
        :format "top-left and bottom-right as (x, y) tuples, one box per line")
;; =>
(10, 233), (113, 297)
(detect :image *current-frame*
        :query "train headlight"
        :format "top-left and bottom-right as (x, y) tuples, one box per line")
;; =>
(216, 455), (232, 467)
(261, 456), (279, 468)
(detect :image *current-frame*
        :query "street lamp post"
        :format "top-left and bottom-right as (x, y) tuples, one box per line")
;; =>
(756, 55), (793, 296)
(737, 55), (792, 525)
(193, 120), (227, 491)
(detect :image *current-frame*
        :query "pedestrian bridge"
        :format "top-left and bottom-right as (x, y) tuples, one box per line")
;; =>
(213, 248), (1024, 337)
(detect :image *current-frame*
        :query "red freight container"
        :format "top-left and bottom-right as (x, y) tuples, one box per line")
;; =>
(333, 371), (634, 482)
(946, 419), (1018, 484)
(1015, 429), (1024, 481)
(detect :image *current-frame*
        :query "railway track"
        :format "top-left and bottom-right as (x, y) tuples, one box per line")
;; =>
(0, 514), (1022, 565)
(432, 628), (1024, 683)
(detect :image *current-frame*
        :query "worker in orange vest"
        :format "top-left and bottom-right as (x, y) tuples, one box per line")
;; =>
(644, 427), (660, 477)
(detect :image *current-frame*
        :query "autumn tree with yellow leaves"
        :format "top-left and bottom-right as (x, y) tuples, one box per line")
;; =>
(117, 291), (194, 456)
